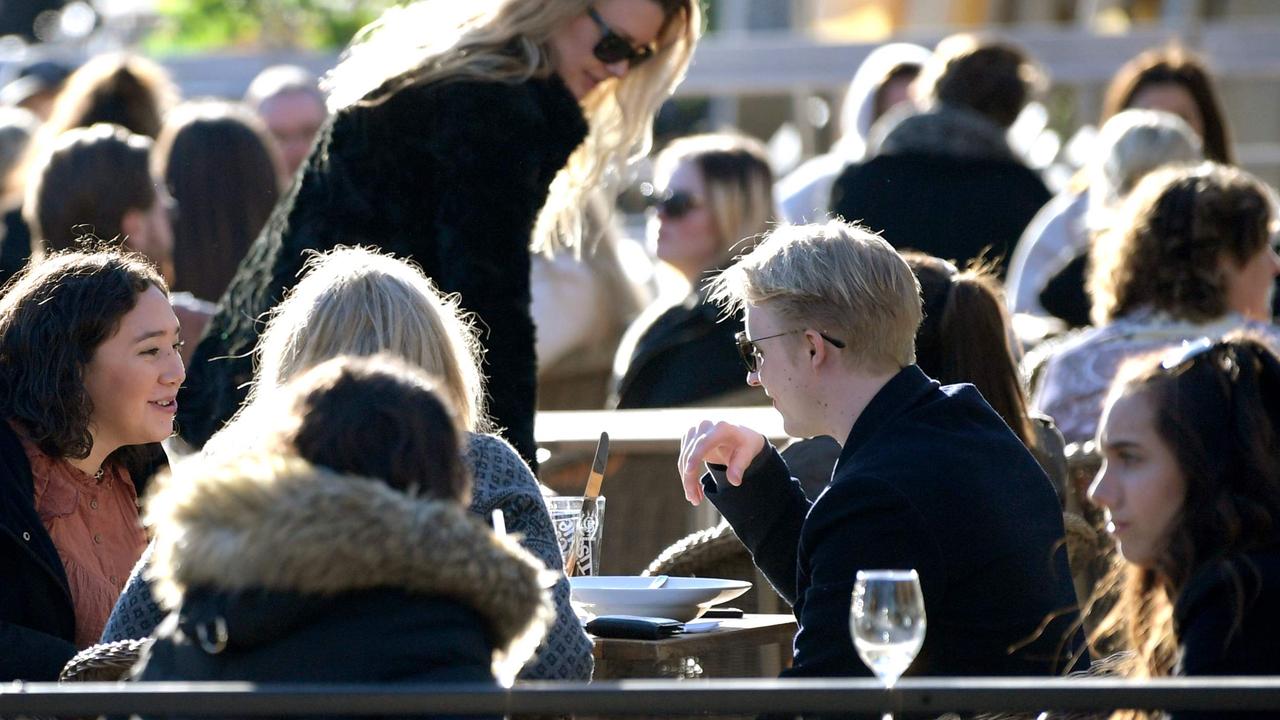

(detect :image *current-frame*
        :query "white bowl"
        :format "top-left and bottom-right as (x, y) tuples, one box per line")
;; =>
(569, 576), (752, 622)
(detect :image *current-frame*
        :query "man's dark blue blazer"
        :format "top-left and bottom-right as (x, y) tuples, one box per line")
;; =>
(706, 365), (1084, 678)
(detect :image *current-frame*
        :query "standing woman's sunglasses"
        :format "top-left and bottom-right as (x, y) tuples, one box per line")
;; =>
(588, 6), (656, 67)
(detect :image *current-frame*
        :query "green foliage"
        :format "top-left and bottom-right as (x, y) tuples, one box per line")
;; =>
(146, 0), (397, 54)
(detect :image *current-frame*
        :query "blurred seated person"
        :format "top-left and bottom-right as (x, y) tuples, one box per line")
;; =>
(105, 248), (593, 680)
(1089, 336), (1280, 720)
(23, 123), (211, 362)
(153, 100), (283, 306)
(907, 253), (1067, 499)
(1031, 162), (1280, 446)
(0, 107), (39, 283)
(1008, 110), (1203, 327)
(677, 220), (1082, 679)
(0, 53), (178, 287)
(830, 34), (1050, 276)
(775, 42), (929, 223)
(135, 355), (551, 695)
(611, 132), (774, 408)
(0, 250), (179, 681)
(0, 60), (73, 120)
(242, 64), (327, 182)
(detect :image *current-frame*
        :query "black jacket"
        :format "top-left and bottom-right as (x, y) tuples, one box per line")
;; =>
(705, 365), (1083, 679)
(136, 456), (552, 709)
(176, 74), (589, 465)
(0, 420), (161, 680)
(1170, 544), (1280, 720)
(0, 419), (76, 680)
(830, 153), (1049, 277)
(613, 287), (745, 409)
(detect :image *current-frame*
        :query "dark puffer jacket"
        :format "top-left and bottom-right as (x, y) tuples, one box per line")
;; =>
(176, 74), (589, 466)
(135, 455), (553, 703)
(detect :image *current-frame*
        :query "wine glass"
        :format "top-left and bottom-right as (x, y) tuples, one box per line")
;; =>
(850, 569), (926, 719)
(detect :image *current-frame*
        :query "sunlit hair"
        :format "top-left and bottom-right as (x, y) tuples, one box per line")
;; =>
(1090, 335), (1280, 685)
(274, 354), (471, 504)
(1101, 44), (1233, 164)
(708, 220), (922, 373)
(6, 53), (177, 203)
(1089, 162), (1276, 325)
(0, 247), (167, 469)
(251, 247), (487, 432)
(24, 123), (155, 257)
(905, 253), (1034, 448)
(154, 100), (283, 302)
(1087, 109), (1201, 214)
(243, 64), (325, 110)
(654, 132), (776, 270)
(915, 33), (1047, 129)
(322, 0), (700, 252)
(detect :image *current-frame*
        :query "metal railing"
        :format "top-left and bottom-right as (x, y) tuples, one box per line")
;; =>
(5, 677), (1280, 716)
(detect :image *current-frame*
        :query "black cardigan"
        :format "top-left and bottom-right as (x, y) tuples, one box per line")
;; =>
(177, 74), (589, 465)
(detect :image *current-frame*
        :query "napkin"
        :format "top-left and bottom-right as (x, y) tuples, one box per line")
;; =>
(585, 615), (683, 640)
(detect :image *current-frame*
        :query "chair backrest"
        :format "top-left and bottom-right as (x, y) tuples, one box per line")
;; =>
(645, 522), (785, 614)
(60, 637), (152, 682)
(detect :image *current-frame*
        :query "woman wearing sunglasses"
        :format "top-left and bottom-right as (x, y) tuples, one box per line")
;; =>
(177, 0), (701, 467)
(1088, 336), (1280, 719)
(611, 132), (776, 409)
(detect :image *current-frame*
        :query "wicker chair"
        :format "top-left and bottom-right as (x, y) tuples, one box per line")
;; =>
(59, 637), (152, 682)
(643, 521), (786, 614)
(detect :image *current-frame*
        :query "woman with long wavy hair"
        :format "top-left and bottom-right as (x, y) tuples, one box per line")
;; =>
(1089, 336), (1280, 719)
(178, 0), (701, 466)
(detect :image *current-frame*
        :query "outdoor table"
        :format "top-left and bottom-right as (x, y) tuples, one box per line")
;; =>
(589, 613), (796, 680)
(536, 407), (790, 575)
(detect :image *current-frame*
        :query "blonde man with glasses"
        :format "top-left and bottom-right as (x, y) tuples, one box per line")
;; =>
(678, 220), (1084, 680)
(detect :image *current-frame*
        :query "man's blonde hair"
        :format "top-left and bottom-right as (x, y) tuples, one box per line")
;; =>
(708, 220), (922, 373)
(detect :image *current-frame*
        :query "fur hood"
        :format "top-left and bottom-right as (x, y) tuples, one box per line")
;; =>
(145, 453), (555, 669)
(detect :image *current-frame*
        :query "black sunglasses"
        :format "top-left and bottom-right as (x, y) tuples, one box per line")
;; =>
(641, 184), (701, 218)
(588, 6), (655, 67)
(735, 329), (847, 373)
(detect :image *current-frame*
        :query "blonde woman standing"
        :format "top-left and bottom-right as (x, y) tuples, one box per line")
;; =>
(179, 0), (701, 464)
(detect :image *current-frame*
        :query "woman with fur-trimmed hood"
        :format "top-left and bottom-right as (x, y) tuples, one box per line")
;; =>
(134, 356), (554, 691)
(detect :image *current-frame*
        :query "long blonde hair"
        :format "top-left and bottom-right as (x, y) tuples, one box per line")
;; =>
(322, 0), (701, 252)
(654, 132), (776, 270)
(249, 247), (487, 432)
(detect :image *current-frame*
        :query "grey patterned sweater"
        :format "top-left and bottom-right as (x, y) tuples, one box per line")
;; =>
(101, 433), (594, 680)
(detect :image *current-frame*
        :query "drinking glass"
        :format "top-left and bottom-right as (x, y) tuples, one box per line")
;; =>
(546, 496), (606, 576)
(850, 569), (926, 719)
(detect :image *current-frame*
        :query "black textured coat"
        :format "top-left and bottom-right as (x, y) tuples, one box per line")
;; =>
(177, 74), (589, 464)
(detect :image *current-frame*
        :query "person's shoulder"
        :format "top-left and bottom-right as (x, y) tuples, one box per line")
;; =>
(464, 433), (538, 488)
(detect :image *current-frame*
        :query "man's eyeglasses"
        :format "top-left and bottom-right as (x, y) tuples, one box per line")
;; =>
(588, 6), (656, 68)
(641, 184), (701, 218)
(735, 329), (847, 373)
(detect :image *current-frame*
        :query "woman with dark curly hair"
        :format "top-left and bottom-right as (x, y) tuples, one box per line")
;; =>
(1031, 163), (1280, 444)
(1089, 336), (1280, 719)
(0, 249), (183, 681)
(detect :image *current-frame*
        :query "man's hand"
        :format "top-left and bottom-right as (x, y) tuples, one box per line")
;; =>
(678, 421), (766, 506)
